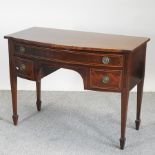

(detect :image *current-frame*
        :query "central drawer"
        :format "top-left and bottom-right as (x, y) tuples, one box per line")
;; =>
(14, 43), (124, 67)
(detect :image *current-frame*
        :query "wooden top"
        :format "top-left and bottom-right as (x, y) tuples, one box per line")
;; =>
(5, 27), (150, 52)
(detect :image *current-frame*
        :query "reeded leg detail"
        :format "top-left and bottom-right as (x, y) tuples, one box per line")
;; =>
(120, 89), (129, 150)
(36, 80), (41, 111)
(135, 79), (144, 130)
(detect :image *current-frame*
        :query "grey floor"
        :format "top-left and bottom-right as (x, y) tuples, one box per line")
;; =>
(0, 91), (155, 155)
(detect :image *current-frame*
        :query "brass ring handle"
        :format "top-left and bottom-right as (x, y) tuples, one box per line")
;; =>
(102, 75), (109, 84)
(102, 56), (110, 64)
(19, 46), (26, 53)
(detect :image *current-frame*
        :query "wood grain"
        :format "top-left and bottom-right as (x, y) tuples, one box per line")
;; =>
(14, 43), (124, 67)
(5, 27), (150, 52)
(90, 68), (122, 90)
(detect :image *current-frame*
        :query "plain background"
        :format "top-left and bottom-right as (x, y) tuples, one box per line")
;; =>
(0, 0), (154, 91)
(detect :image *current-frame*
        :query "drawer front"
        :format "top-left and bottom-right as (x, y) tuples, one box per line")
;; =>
(90, 68), (122, 90)
(14, 44), (123, 67)
(15, 57), (34, 79)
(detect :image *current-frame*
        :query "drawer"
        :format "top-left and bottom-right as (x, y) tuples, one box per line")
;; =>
(90, 68), (122, 90)
(14, 44), (124, 67)
(15, 57), (35, 80)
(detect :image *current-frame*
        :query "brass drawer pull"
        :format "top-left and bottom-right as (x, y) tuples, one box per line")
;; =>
(102, 75), (109, 84)
(19, 46), (26, 53)
(16, 64), (26, 71)
(102, 56), (110, 64)
(20, 64), (26, 71)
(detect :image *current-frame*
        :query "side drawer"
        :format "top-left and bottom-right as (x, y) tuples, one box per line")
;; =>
(14, 43), (124, 67)
(90, 68), (122, 91)
(15, 57), (35, 80)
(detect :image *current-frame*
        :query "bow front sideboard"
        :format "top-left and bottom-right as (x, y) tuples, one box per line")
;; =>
(4, 27), (150, 149)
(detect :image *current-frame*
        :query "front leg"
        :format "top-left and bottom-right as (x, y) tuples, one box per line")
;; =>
(10, 64), (18, 125)
(135, 79), (144, 130)
(120, 89), (129, 150)
(8, 40), (18, 125)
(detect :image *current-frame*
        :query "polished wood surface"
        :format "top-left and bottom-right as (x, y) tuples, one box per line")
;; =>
(90, 68), (122, 91)
(5, 27), (150, 150)
(14, 43), (124, 67)
(5, 27), (149, 52)
(15, 57), (35, 80)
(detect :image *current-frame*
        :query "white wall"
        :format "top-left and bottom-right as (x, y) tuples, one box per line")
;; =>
(0, 0), (154, 91)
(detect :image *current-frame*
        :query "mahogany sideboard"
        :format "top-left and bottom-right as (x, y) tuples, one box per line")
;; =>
(4, 27), (150, 149)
